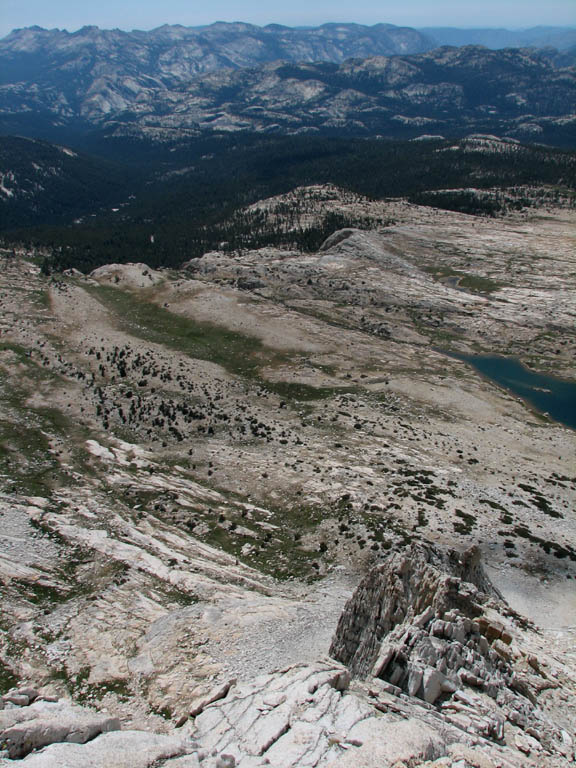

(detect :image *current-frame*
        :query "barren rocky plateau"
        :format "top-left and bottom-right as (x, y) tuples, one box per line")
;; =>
(0, 191), (575, 766)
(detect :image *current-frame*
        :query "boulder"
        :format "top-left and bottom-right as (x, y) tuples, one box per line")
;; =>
(327, 718), (444, 767)
(189, 679), (237, 717)
(0, 729), (196, 767)
(0, 700), (121, 759)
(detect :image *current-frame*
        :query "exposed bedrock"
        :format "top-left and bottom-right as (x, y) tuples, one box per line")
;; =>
(329, 543), (572, 754)
(2, 545), (575, 766)
(330, 543), (501, 678)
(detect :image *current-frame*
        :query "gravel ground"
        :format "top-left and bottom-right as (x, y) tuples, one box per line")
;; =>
(204, 568), (360, 683)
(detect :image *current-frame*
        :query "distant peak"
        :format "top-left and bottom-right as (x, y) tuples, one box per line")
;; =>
(8, 25), (49, 34)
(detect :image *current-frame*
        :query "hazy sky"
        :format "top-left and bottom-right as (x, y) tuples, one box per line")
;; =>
(1, 0), (574, 38)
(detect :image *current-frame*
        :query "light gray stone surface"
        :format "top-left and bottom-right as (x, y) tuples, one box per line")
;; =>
(0, 730), (196, 768)
(0, 700), (121, 759)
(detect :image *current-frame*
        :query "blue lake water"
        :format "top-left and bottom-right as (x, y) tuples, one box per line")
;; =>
(445, 353), (576, 431)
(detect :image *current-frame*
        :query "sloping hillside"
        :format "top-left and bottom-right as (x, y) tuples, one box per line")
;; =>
(0, 136), (131, 228)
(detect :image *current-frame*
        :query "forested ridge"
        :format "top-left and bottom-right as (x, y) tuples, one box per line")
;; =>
(1, 131), (574, 273)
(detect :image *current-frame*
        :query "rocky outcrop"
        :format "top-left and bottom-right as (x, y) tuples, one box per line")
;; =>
(330, 543), (500, 677)
(329, 543), (575, 761)
(318, 229), (416, 274)
(89, 263), (165, 290)
(0, 692), (120, 759)
(0, 730), (196, 767)
(2, 653), (574, 767)
(0, 669), (442, 767)
(0, 689), (197, 766)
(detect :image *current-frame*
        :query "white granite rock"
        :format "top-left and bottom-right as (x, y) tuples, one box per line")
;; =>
(0, 730), (196, 768)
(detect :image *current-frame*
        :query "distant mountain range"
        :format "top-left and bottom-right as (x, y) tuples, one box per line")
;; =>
(0, 22), (432, 84)
(421, 26), (576, 51)
(0, 24), (574, 146)
(0, 36), (574, 147)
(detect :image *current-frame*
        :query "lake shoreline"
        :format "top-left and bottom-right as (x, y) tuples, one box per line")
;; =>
(437, 349), (576, 431)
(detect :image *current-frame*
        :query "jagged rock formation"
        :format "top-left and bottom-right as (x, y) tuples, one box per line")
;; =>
(330, 544), (575, 760)
(330, 544), (501, 676)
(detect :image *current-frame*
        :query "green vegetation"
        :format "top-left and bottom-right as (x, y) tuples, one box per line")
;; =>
(424, 265), (504, 294)
(458, 275), (504, 294)
(0, 344), (92, 495)
(453, 509), (477, 535)
(0, 135), (132, 230)
(412, 186), (576, 217)
(49, 665), (133, 704)
(89, 285), (359, 403)
(517, 482), (563, 518)
(24, 582), (70, 606)
(88, 284), (284, 379)
(512, 525), (576, 561)
(203, 499), (329, 581)
(264, 380), (359, 402)
(411, 190), (504, 217)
